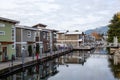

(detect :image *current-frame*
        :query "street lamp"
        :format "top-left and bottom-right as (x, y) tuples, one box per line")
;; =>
(33, 46), (36, 60)
(22, 47), (25, 68)
(11, 54), (14, 68)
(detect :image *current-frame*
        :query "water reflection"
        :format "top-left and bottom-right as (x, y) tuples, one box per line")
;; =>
(59, 51), (91, 66)
(108, 56), (120, 79)
(1, 48), (120, 80)
(1, 59), (59, 80)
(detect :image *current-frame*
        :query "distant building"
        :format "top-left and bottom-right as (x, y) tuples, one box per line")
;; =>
(57, 31), (83, 47)
(84, 34), (95, 45)
(0, 17), (19, 61)
(32, 23), (57, 53)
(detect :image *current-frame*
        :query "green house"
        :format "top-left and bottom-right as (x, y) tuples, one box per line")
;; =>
(0, 17), (19, 61)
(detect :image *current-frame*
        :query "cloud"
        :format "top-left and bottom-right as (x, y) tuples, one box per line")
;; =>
(0, 0), (120, 31)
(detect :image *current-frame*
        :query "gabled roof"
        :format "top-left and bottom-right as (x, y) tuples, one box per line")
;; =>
(32, 23), (47, 28)
(0, 17), (19, 24)
(66, 31), (83, 35)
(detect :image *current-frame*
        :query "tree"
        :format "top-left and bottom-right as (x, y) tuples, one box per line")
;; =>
(107, 12), (120, 42)
(28, 45), (32, 56)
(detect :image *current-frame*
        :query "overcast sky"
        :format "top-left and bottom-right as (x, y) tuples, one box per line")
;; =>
(0, 0), (120, 31)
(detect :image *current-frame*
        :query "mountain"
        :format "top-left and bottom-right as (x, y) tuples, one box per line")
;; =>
(85, 26), (109, 35)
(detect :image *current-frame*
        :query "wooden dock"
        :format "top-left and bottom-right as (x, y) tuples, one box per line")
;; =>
(0, 49), (73, 78)
(0, 47), (94, 78)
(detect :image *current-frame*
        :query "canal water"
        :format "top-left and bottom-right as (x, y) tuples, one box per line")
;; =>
(1, 48), (120, 80)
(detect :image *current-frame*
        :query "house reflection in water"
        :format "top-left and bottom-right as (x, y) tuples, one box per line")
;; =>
(2, 59), (59, 80)
(58, 51), (90, 65)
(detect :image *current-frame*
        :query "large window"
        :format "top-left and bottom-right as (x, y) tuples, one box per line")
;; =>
(0, 23), (5, 27)
(34, 32), (37, 41)
(47, 33), (50, 40)
(43, 32), (46, 39)
(53, 32), (57, 39)
(27, 31), (31, 38)
(0, 31), (5, 35)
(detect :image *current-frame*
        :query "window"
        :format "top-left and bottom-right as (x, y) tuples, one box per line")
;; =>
(79, 35), (82, 39)
(0, 31), (5, 35)
(0, 23), (5, 27)
(27, 31), (31, 37)
(43, 32), (46, 39)
(34, 32), (36, 41)
(53, 32), (57, 38)
(34, 32), (36, 37)
(11, 28), (15, 41)
(47, 33), (50, 40)
(12, 44), (15, 49)
(56, 34), (59, 39)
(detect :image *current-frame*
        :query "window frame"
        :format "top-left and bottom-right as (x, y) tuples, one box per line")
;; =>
(27, 31), (31, 38)
(0, 31), (5, 35)
(0, 23), (5, 27)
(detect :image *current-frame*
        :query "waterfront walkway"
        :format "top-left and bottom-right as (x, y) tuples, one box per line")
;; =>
(0, 49), (73, 77)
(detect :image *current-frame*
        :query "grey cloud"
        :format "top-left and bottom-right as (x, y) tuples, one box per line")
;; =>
(0, 0), (120, 31)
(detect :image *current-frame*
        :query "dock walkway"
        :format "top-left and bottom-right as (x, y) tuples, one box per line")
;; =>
(0, 49), (72, 77)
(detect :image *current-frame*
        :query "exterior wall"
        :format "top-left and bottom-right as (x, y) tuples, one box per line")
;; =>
(22, 29), (36, 42)
(65, 34), (78, 40)
(57, 33), (82, 47)
(0, 21), (13, 41)
(58, 33), (64, 40)
(16, 27), (36, 57)
(16, 28), (21, 42)
(16, 44), (21, 57)
(52, 31), (57, 50)
(40, 31), (50, 52)
(0, 21), (16, 61)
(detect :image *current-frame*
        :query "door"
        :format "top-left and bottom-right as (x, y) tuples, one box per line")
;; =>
(2, 47), (7, 61)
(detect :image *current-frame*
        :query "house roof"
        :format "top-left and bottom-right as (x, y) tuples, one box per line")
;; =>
(32, 23), (47, 28)
(0, 17), (19, 24)
(42, 28), (58, 32)
(66, 31), (83, 35)
(57, 30), (68, 34)
(16, 25), (40, 31)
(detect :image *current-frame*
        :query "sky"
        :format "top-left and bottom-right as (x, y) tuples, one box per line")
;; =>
(0, 0), (120, 31)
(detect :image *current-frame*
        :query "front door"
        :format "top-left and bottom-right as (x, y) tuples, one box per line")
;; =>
(2, 47), (7, 61)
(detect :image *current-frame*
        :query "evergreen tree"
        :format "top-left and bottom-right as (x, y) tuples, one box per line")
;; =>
(107, 12), (120, 42)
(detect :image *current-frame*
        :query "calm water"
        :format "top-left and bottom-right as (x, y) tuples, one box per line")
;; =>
(1, 48), (120, 80)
